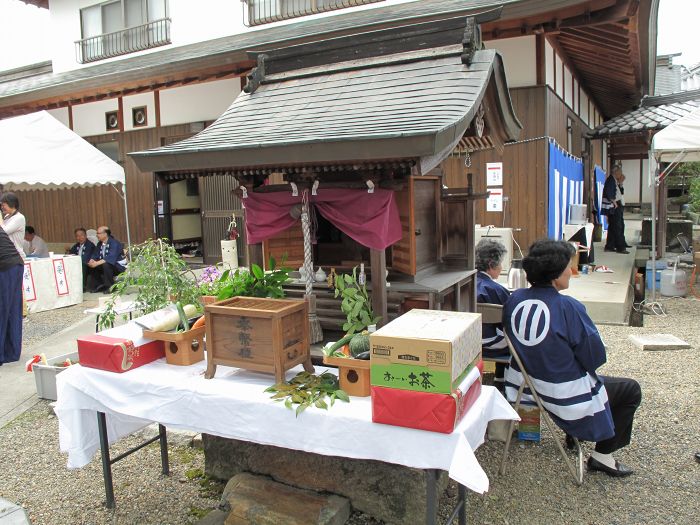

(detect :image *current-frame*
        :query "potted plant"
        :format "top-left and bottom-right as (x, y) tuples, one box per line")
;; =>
(197, 265), (225, 304)
(99, 239), (202, 330)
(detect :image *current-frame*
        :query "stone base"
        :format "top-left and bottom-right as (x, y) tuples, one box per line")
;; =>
(203, 435), (449, 525)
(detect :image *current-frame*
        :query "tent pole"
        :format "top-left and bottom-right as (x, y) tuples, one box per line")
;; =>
(650, 163), (657, 304)
(122, 182), (132, 258)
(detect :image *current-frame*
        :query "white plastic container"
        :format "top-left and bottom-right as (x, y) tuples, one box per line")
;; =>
(660, 268), (687, 297)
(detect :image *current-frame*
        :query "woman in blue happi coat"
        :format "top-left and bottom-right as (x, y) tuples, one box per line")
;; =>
(475, 239), (510, 388)
(503, 239), (641, 477)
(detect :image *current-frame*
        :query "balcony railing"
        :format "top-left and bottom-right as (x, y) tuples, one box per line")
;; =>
(75, 18), (171, 64)
(242, 0), (385, 27)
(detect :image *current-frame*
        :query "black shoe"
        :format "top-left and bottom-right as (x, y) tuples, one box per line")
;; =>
(695, 452), (700, 463)
(565, 434), (577, 450)
(616, 250), (630, 254)
(587, 457), (634, 477)
(604, 247), (616, 252)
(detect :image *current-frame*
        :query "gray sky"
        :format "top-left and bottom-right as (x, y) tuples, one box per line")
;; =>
(0, 0), (698, 70)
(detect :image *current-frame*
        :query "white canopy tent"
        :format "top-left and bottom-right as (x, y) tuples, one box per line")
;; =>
(648, 107), (700, 302)
(0, 110), (131, 249)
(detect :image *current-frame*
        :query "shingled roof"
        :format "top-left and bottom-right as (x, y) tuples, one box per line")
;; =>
(590, 89), (700, 138)
(130, 17), (521, 174)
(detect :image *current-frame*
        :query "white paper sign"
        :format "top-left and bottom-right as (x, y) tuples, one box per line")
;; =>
(52, 258), (70, 296)
(486, 162), (503, 186)
(23, 263), (37, 302)
(487, 188), (503, 212)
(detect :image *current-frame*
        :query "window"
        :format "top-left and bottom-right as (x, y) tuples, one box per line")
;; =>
(77, 0), (170, 63)
(242, 0), (385, 27)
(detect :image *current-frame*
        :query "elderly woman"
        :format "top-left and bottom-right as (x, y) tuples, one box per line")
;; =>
(475, 239), (511, 385)
(503, 239), (641, 477)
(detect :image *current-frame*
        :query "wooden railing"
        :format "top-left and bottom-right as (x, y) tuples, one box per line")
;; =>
(75, 18), (171, 64)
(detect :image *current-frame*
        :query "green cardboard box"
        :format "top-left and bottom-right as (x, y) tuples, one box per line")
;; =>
(370, 309), (481, 394)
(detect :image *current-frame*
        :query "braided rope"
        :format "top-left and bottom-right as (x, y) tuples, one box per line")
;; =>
(301, 191), (313, 296)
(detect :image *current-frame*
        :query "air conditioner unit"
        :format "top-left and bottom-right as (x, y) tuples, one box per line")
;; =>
(475, 226), (514, 274)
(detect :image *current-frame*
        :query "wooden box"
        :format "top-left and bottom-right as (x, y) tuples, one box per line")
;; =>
(322, 355), (370, 397)
(142, 326), (206, 366)
(204, 296), (313, 381)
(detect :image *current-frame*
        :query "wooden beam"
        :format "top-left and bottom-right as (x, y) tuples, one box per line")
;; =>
(536, 33), (545, 85)
(67, 103), (73, 130)
(370, 249), (387, 328)
(117, 96), (124, 132)
(154, 89), (161, 128)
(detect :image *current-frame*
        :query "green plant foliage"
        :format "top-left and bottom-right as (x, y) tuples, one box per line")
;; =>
(99, 239), (201, 329)
(264, 371), (350, 417)
(216, 256), (290, 300)
(333, 266), (380, 334)
(689, 176), (700, 212)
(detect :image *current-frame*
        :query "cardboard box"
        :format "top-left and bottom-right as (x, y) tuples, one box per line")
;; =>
(77, 334), (164, 373)
(33, 351), (79, 401)
(517, 404), (541, 442)
(371, 361), (483, 433)
(370, 309), (481, 394)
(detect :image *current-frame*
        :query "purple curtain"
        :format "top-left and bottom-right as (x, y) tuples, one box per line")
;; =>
(243, 188), (402, 250)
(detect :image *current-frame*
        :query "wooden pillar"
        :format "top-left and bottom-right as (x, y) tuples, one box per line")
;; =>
(370, 249), (388, 328)
(465, 173), (475, 270)
(639, 158), (643, 206)
(248, 242), (264, 269)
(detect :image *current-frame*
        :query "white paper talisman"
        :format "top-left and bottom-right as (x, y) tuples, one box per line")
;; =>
(52, 257), (70, 296)
(23, 262), (37, 302)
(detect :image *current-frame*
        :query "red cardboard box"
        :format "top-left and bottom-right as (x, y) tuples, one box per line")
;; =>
(77, 335), (164, 373)
(371, 361), (483, 433)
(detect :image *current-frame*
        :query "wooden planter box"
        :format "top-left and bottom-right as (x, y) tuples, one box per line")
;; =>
(322, 355), (370, 397)
(142, 326), (206, 366)
(204, 296), (314, 381)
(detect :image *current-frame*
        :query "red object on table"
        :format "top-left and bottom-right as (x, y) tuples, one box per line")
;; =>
(77, 335), (164, 373)
(371, 361), (484, 433)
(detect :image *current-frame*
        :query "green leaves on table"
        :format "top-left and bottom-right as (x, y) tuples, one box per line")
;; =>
(264, 371), (350, 417)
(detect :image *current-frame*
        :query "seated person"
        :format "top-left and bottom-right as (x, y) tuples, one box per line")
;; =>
(475, 239), (511, 387)
(23, 226), (49, 258)
(87, 226), (125, 293)
(503, 239), (641, 477)
(68, 227), (96, 292)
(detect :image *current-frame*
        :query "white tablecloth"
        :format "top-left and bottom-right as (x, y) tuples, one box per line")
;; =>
(23, 255), (83, 313)
(55, 361), (517, 494)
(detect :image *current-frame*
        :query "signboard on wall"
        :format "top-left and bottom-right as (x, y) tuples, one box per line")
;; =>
(487, 188), (503, 212)
(486, 162), (503, 186)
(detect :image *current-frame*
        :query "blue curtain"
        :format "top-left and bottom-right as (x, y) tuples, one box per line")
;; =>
(593, 165), (608, 231)
(547, 142), (584, 240)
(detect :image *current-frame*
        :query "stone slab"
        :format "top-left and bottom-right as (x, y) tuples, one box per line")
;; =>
(628, 333), (691, 351)
(221, 473), (349, 525)
(203, 435), (449, 525)
(0, 498), (31, 525)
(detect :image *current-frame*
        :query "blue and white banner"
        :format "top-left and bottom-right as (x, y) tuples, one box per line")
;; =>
(548, 142), (584, 240)
(593, 165), (608, 231)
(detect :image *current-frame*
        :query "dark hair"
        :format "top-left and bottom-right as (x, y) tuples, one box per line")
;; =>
(74, 228), (87, 235)
(475, 238), (507, 272)
(1, 192), (19, 210)
(25, 226), (35, 235)
(522, 239), (575, 286)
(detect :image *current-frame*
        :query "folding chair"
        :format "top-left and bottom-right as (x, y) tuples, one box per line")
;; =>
(476, 303), (511, 373)
(481, 303), (584, 485)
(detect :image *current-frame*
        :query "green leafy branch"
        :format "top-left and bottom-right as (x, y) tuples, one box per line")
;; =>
(334, 266), (381, 334)
(265, 371), (350, 417)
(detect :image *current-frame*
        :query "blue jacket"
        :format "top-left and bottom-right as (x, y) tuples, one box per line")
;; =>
(503, 285), (615, 442)
(95, 237), (125, 270)
(69, 240), (95, 265)
(476, 271), (510, 359)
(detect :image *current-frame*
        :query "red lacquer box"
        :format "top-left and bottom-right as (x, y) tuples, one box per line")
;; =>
(371, 361), (483, 434)
(77, 335), (164, 373)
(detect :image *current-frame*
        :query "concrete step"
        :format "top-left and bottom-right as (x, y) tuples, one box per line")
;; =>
(0, 498), (32, 525)
(218, 473), (349, 525)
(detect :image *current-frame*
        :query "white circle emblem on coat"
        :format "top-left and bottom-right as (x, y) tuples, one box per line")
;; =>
(510, 300), (551, 346)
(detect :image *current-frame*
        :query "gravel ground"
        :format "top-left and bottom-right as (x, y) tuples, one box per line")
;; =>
(1, 294), (698, 524)
(22, 301), (97, 349)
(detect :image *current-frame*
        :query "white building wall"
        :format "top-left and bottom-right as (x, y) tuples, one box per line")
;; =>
(545, 39), (554, 89)
(123, 92), (155, 131)
(159, 78), (240, 127)
(485, 36), (536, 88)
(563, 65), (572, 108)
(621, 158), (652, 204)
(47, 107), (70, 128)
(554, 55), (563, 98)
(72, 98), (118, 136)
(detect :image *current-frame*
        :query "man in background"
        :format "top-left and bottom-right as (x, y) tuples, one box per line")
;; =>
(88, 226), (125, 293)
(23, 226), (49, 258)
(68, 227), (95, 292)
